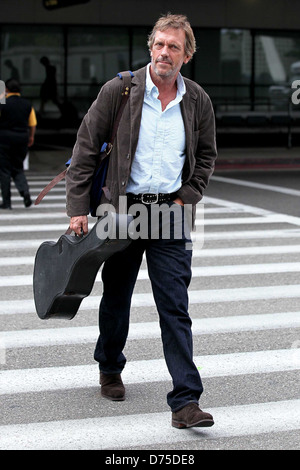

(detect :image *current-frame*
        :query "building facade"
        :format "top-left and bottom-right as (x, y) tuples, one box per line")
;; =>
(1, 0), (299, 125)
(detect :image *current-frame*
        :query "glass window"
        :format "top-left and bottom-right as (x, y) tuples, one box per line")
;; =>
(0, 25), (64, 115)
(255, 31), (300, 110)
(22, 58), (32, 80)
(2, 23), (299, 127)
(131, 27), (151, 70)
(81, 57), (91, 80)
(67, 26), (129, 115)
(194, 28), (252, 111)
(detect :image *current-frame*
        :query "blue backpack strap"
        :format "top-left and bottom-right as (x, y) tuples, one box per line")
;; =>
(117, 70), (134, 79)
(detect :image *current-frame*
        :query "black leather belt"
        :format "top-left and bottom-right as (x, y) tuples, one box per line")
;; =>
(127, 192), (177, 204)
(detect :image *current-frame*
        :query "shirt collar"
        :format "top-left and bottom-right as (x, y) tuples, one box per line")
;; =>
(145, 63), (186, 98)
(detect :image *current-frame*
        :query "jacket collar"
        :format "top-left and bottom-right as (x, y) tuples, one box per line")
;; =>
(131, 65), (147, 90)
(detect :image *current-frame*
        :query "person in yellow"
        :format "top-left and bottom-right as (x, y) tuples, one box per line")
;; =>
(0, 78), (37, 209)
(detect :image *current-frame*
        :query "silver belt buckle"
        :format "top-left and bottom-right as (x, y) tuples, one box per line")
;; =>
(141, 193), (159, 204)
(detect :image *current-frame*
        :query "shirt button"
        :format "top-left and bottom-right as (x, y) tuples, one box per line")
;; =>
(121, 180), (126, 186)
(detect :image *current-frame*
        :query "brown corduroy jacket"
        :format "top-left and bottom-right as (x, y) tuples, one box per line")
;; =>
(65, 66), (217, 224)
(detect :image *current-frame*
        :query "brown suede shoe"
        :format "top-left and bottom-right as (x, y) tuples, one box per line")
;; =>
(172, 403), (214, 428)
(100, 372), (125, 401)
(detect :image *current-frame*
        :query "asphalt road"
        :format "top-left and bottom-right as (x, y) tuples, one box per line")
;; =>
(0, 166), (299, 451)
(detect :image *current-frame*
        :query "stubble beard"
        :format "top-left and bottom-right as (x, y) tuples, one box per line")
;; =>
(152, 58), (176, 79)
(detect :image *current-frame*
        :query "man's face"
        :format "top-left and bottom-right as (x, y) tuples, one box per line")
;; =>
(150, 28), (191, 80)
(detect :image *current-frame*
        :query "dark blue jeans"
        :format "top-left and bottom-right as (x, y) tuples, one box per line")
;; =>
(94, 202), (203, 411)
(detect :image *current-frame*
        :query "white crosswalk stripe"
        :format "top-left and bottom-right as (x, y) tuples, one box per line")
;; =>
(2, 284), (300, 315)
(2, 312), (299, 348)
(1, 349), (299, 396)
(1, 399), (299, 450)
(0, 174), (300, 450)
(2, 227), (300, 251)
(1, 262), (300, 286)
(2, 242), (300, 260)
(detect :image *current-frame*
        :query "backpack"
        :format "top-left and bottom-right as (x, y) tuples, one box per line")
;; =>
(35, 71), (134, 218)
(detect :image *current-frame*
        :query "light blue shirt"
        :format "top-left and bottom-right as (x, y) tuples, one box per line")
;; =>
(126, 64), (186, 194)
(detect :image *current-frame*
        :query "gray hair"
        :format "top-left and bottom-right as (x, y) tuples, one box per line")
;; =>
(147, 13), (196, 58)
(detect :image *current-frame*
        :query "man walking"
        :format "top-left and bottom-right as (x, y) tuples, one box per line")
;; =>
(66, 13), (217, 428)
(0, 79), (36, 209)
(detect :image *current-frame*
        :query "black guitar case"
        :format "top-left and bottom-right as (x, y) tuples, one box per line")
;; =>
(33, 212), (134, 320)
